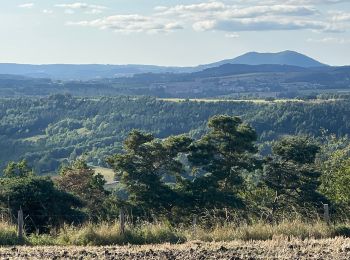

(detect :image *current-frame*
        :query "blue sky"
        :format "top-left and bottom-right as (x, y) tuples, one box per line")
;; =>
(1, 0), (350, 66)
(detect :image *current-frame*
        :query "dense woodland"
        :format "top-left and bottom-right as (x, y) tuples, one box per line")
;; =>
(0, 94), (349, 174)
(1, 115), (350, 234)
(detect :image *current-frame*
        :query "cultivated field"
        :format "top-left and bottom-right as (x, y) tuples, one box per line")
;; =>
(158, 98), (341, 104)
(1, 238), (350, 259)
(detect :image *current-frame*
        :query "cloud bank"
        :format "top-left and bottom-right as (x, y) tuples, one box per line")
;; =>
(65, 1), (349, 34)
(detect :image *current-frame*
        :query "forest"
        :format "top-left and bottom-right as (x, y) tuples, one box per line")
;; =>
(0, 94), (349, 174)
(1, 114), (350, 246)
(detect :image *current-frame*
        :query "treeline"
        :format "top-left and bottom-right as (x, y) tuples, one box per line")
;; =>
(0, 94), (349, 174)
(1, 115), (350, 233)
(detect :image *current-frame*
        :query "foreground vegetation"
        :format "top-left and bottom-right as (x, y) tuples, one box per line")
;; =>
(1, 114), (349, 246)
(1, 220), (350, 246)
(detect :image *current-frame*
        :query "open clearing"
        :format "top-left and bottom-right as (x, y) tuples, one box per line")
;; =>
(92, 166), (115, 183)
(1, 238), (350, 259)
(158, 98), (340, 104)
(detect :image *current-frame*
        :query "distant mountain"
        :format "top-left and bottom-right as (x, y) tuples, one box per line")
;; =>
(192, 64), (308, 78)
(0, 63), (188, 80)
(1, 64), (350, 98)
(199, 51), (327, 69)
(0, 51), (329, 80)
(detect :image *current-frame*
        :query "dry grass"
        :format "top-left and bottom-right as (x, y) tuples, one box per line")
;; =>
(2, 220), (350, 247)
(187, 220), (333, 242)
(28, 222), (185, 246)
(0, 222), (18, 246)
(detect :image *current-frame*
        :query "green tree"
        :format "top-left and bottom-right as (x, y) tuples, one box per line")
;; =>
(184, 115), (258, 217)
(3, 160), (33, 178)
(108, 130), (192, 219)
(263, 136), (327, 220)
(272, 136), (320, 164)
(56, 159), (112, 221)
(318, 138), (350, 214)
(0, 176), (83, 233)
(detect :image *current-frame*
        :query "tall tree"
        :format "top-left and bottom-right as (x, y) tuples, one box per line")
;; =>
(0, 161), (83, 232)
(56, 159), (110, 221)
(3, 160), (33, 178)
(108, 130), (192, 219)
(185, 115), (258, 215)
(263, 136), (327, 220)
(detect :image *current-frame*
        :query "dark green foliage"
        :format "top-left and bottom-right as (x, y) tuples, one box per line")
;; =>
(333, 225), (350, 237)
(3, 160), (33, 178)
(0, 95), (349, 174)
(0, 175), (84, 232)
(185, 116), (258, 213)
(262, 136), (327, 220)
(272, 136), (320, 164)
(108, 130), (192, 219)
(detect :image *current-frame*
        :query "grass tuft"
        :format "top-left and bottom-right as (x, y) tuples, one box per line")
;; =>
(2, 220), (350, 246)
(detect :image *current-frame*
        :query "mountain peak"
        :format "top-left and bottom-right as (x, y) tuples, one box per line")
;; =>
(227, 50), (327, 68)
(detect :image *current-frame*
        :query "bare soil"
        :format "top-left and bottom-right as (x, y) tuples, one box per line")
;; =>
(1, 238), (350, 259)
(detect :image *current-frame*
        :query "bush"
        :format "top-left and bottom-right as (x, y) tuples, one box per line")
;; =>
(332, 224), (350, 237)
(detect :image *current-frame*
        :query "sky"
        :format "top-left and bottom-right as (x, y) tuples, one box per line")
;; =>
(1, 0), (350, 66)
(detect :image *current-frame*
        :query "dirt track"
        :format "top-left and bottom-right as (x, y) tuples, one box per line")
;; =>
(1, 238), (350, 259)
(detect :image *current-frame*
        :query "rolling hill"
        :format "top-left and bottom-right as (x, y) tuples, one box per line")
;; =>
(200, 50), (327, 69)
(0, 51), (328, 80)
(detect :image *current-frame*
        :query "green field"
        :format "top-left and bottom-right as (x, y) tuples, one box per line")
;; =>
(158, 98), (340, 104)
(92, 166), (115, 183)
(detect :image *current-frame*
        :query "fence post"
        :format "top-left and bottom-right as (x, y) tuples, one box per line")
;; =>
(323, 204), (330, 224)
(192, 215), (197, 237)
(18, 208), (24, 240)
(119, 208), (125, 235)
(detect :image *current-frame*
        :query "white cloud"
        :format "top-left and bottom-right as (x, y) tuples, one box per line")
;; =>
(156, 3), (318, 19)
(194, 17), (328, 32)
(68, 15), (183, 33)
(155, 2), (226, 15)
(330, 11), (350, 22)
(307, 37), (350, 43)
(86, 9), (104, 15)
(55, 3), (106, 10)
(65, 9), (75, 15)
(284, 0), (347, 4)
(225, 32), (240, 38)
(55, 2), (107, 14)
(42, 9), (53, 14)
(67, 1), (350, 34)
(18, 3), (34, 9)
(242, 0), (347, 4)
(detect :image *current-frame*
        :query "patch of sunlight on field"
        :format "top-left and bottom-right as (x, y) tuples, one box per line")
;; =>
(76, 127), (91, 135)
(158, 98), (300, 104)
(158, 98), (342, 104)
(22, 135), (47, 142)
(92, 166), (115, 183)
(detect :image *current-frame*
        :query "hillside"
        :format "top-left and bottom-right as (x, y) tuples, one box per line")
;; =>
(0, 51), (327, 80)
(0, 95), (349, 174)
(0, 63), (349, 98)
(202, 50), (327, 69)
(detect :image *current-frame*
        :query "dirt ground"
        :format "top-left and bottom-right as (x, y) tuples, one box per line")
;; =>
(1, 237), (350, 259)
